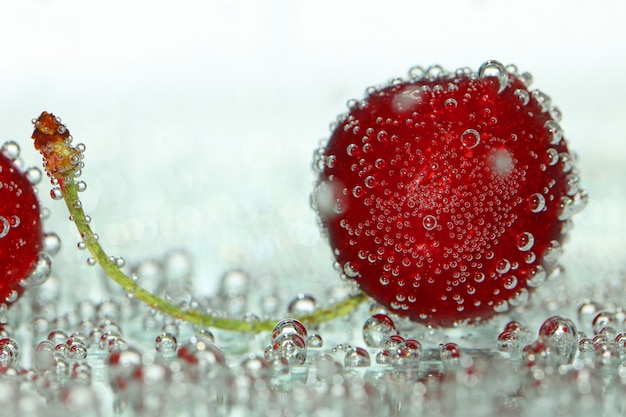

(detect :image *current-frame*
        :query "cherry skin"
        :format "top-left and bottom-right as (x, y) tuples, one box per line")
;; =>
(314, 62), (586, 327)
(0, 151), (43, 305)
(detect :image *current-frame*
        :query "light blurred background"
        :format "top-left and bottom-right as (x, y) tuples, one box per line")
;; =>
(1, 0), (624, 302)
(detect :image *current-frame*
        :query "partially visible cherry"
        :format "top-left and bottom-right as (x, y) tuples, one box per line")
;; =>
(0, 143), (44, 305)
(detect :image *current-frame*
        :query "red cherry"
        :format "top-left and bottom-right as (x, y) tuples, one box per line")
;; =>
(0, 146), (44, 305)
(314, 61), (587, 327)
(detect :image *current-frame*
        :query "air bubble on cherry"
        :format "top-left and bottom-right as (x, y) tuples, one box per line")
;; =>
(460, 129), (480, 149)
(526, 265), (547, 288)
(527, 193), (546, 213)
(422, 215), (437, 231)
(513, 89), (530, 106)
(0, 217), (8, 239)
(516, 232), (535, 251)
(20, 252), (53, 289)
(0, 141), (20, 161)
(478, 60), (508, 93)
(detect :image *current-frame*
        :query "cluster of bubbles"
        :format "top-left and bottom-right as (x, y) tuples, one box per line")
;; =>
(0, 239), (626, 417)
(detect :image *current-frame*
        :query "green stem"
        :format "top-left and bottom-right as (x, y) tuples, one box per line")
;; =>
(59, 180), (368, 332)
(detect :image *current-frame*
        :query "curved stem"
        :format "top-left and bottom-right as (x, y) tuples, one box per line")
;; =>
(46, 137), (367, 333)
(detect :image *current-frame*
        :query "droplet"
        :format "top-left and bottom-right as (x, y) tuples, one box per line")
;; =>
(497, 331), (520, 353)
(42, 233), (62, 256)
(422, 215), (438, 231)
(460, 129), (480, 149)
(0, 217), (8, 239)
(155, 332), (178, 354)
(50, 187), (63, 200)
(362, 314), (397, 348)
(343, 261), (360, 278)
(444, 98), (458, 110)
(20, 252), (53, 288)
(287, 293), (319, 316)
(272, 319), (308, 341)
(516, 232), (535, 251)
(513, 89), (530, 106)
(496, 259), (511, 274)
(526, 265), (547, 288)
(478, 60), (508, 93)
(544, 120), (563, 145)
(440, 342), (462, 366)
(542, 240), (562, 265)
(272, 333), (307, 366)
(538, 315), (578, 364)
(527, 193), (546, 213)
(344, 347), (371, 368)
(1, 141), (20, 160)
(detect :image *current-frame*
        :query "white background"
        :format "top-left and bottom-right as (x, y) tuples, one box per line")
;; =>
(1, 0), (624, 300)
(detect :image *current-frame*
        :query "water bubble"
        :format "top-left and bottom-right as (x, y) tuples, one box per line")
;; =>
(516, 232), (534, 251)
(218, 269), (250, 297)
(22, 167), (43, 187)
(20, 252), (53, 288)
(307, 334), (323, 348)
(287, 293), (320, 316)
(0, 217), (8, 239)
(503, 276), (518, 290)
(513, 89), (530, 106)
(538, 315), (578, 364)
(343, 261), (360, 278)
(408, 65), (426, 80)
(344, 347), (371, 368)
(592, 311), (615, 335)
(497, 331), (520, 353)
(493, 300), (509, 313)
(362, 314), (397, 348)
(155, 332), (178, 354)
(444, 98), (458, 110)
(532, 89), (552, 112)
(272, 333), (307, 366)
(542, 240), (562, 265)
(42, 233), (62, 256)
(50, 187), (63, 200)
(1, 141), (20, 160)
(478, 60), (508, 93)
(526, 265), (547, 288)
(577, 300), (601, 330)
(393, 339), (423, 367)
(422, 215), (438, 231)
(4, 291), (18, 303)
(272, 319), (308, 341)
(460, 129), (481, 149)
(496, 259), (511, 274)
(440, 342), (462, 366)
(544, 120), (563, 145)
(0, 339), (19, 366)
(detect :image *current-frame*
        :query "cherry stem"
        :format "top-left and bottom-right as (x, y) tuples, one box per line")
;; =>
(35, 113), (367, 332)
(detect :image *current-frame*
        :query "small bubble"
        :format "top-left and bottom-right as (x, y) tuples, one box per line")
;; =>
(422, 215), (438, 231)
(272, 319), (308, 341)
(0, 217), (8, 239)
(513, 89), (530, 106)
(516, 232), (535, 251)
(50, 187), (63, 200)
(497, 331), (520, 353)
(460, 129), (480, 149)
(478, 60), (508, 93)
(503, 276), (518, 290)
(362, 314), (397, 348)
(155, 332), (178, 354)
(343, 261), (360, 278)
(20, 252), (53, 288)
(272, 333), (307, 366)
(526, 265), (547, 288)
(496, 259), (511, 274)
(1, 141), (20, 160)
(440, 342), (462, 366)
(592, 311), (615, 335)
(494, 300), (509, 313)
(287, 293), (319, 316)
(544, 120), (563, 145)
(352, 185), (363, 198)
(42, 233), (62, 256)
(527, 193), (546, 213)
(542, 240), (562, 265)
(546, 148), (559, 166)
(532, 90), (552, 112)
(538, 315), (578, 364)
(344, 347), (371, 368)
(444, 98), (458, 110)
